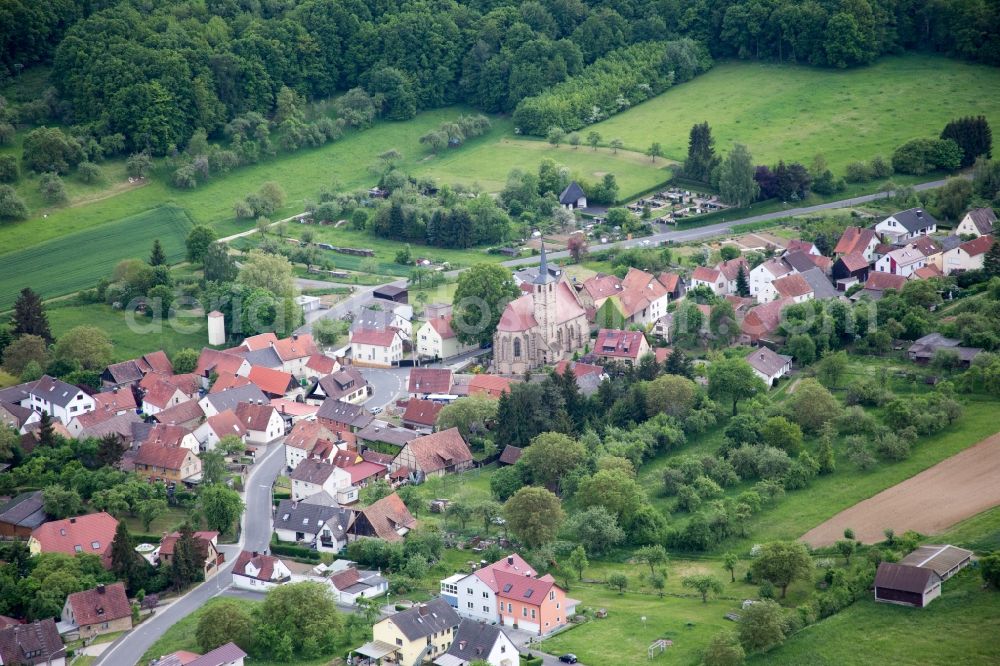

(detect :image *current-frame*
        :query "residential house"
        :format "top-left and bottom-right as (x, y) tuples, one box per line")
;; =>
(209, 372), (253, 394)
(912, 265), (944, 280)
(785, 239), (820, 255)
(195, 349), (252, 386)
(303, 353), (340, 380)
(0, 490), (47, 538)
(858, 272), (908, 300)
(592, 329), (651, 366)
(158, 531), (223, 579)
(306, 368), (371, 405)
(75, 412), (142, 444)
(134, 444), (202, 483)
(92, 388), (138, 416)
(352, 305), (412, 341)
(740, 298), (794, 343)
(799, 268), (840, 300)
(409, 368), (454, 399)
(360, 599), (460, 665)
(434, 621), (517, 666)
(100, 351), (173, 389)
(0, 618), (65, 666)
(716, 258), (750, 295)
(832, 252), (871, 287)
(553, 360), (606, 396)
(350, 328), (405, 368)
(749, 258), (793, 303)
(444, 554), (535, 624)
(29, 512), (117, 565)
(356, 422), (418, 454)
(771, 273), (814, 303)
(954, 207), (996, 238)
(468, 375), (515, 399)
(231, 551), (292, 591)
(402, 399), (443, 433)
(186, 643), (248, 666)
(152, 400), (206, 429)
(416, 304), (478, 360)
(495, 571), (575, 636)
(328, 566), (389, 605)
(194, 410), (247, 451)
(234, 402), (285, 444)
(0, 401), (39, 432)
(335, 452), (388, 489)
(657, 272), (683, 300)
(140, 376), (189, 416)
(834, 227), (880, 262)
(349, 492), (416, 542)
(27, 376), (95, 424)
(941, 235), (994, 274)
(61, 583), (132, 640)
(875, 208), (938, 242)
(274, 499), (355, 552)
(874, 563), (942, 608)
(198, 384), (267, 417)
(493, 245), (588, 375)
(875, 244), (926, 277)
(247, 367), (300, 399)
(578, 273), (623, 311)
(290, 459), (356, 504)
(143, 424), (200, 452)
(906, 333), (981, 367)
(393, 428), (473, 482)
(284, 420), (339, 471)
(690, 266), (726, 295)
(498, 445), (522, 466)
(559, 181), (587, 209)
(317, 399), (374, 433)
(231, 333), (320, 377)
(745, 347), (793, 388)
(270, 399), (319, 428)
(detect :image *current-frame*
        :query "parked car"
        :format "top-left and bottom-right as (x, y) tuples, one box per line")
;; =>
(559, 655), (578, 664)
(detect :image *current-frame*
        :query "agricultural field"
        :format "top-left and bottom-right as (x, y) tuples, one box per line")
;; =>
(0, 205), (194, 310)
(588, 55), (1000, 174)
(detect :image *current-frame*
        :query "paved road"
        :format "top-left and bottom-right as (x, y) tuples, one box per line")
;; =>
(95, 440), (286, 666)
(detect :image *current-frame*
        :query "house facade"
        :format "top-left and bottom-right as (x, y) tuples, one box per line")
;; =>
(369, 599), (461, 666)
(941, 235), (994, 274)
(28, 376), (95, 424)
(874, 208), (938, 242)
(350, 328), (405, 368)
(954, 207), (995, 238)
(745, 347), (793, 387)
(874, 245), (926, 277)
(416, 306), (478, 360)
(134, 445), (202, 483)
(232, 551), (292, 591)
(61, 583), (132, 640)
(495, 572), (574, 636)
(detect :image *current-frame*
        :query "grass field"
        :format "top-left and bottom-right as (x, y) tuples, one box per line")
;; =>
(588, 54), (1000, 173)
(0, 205), (194, 310)
(935, 505), (1000, 553)
(746, 570), (1000, 665)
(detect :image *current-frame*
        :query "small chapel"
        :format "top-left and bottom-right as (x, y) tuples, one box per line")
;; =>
(493, 244), (588, 375)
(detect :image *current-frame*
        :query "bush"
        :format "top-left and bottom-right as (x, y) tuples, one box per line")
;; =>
(0, 155), (19, 183)
(77, 161), (103, 184)
(39, 172), (68, 204)
(844, 161), (872, 183)
(268, 542), (321, 561)
(892, 138), (962, 175)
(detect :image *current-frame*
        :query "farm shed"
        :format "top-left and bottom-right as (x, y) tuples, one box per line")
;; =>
(874, 562), (942, 608)
(898, 544), (973, 581)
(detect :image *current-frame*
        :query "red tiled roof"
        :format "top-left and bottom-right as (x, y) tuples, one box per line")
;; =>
(235, 402), (278, 431)
(657, 272), (680, 292)
(497, 282), (584, 333)
(717, 257), (749, 282)
(403, 428), (472, 473)
(839, 252), (870, 273)
(468, 374), (515, 398)
(144, 423), (194, 448)
(408, 368), (453, 394)
(141, 376), (184, 409)
(654, 347), (673, 364)
(595, 328), (647, 359)
(473, 553), (536, 592)
(138, 351), (174, 375)
(204, 410), (246, 439)
(809, 255), (833, 272)
(66, 582), (131, 625)
(306, 354), (337, 374)
(427, 315), (458, 340)
(959, 234), (994, 258)
(351, 327), (400, 347)
(493, 570), (556, 605)
(330, 567), (361, 591)
(582, 274), (622, 301)
(553, 361), (603, 379)
(499, 445), (522, 465)
(911, 235), (941, 256)
(285, 420), (335, 452)
(273, 334), (319, 361)
(159, 531), (217, 557)
(344, 460), (387, 484)
(188, 643), (248, 666)
(835, 227), (877, 255)
(248, 366), (296, 396)
(239, 333), (280, 351)
(786, 239), (817, 254)
(357, 493), (416, 541)
(31, 512), (117, 559)
(912, 265), (943, 280)
(152, 400), (205, 426)
(93, 389), (137, 414)
(403, 399), (443, 426)
(135, 444), (193, 471)
(741, 298), (794, 339)
(691, 266), (720, 283)
(195, 349), (247, 377)
(772, 273), (812, 298)
(233, 550), (280, 581)
(865, 272), (908, 292)
(209, 372), (252, 394)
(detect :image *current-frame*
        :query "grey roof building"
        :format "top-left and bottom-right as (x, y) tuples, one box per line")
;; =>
(381, 598), (460, 640)
(356, 421), (419, 448)
(0, 491), (48, 537)
(240, 346), (284, 369)
(274, 499), (354, 539)
(317, 399), (374, 430)
(203, 384), (268, 414)
(799, 268), (840, 300)
(435, 620), (517, 666)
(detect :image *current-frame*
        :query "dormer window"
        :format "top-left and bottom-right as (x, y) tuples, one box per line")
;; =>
(92, 541), (101, 549)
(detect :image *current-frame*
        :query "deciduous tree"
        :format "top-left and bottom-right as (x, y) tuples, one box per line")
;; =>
(452, 264), (519, 346)
(503, 486), (564, 549)
(683, 574), (723, 603)
(708, 358), (766, 416)
(749, 541), (812, 598)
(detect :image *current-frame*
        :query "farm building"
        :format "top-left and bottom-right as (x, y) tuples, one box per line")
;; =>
(874, 562), (942, 608)
(898, 544), (973, 581)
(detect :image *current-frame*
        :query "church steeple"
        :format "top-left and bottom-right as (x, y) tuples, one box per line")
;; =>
(533, 240), (556, 285)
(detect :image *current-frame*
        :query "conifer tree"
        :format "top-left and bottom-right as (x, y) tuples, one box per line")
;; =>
(170, 524), (206, 591)
(149, 239), (166, 266)
(111, 522), (147, 594)
(736, 265), (751, 297)
(12, 288), (52, 342)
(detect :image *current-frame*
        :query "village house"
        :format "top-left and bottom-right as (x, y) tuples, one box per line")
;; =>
(785, 239), (820, 255)
(493, 245), (588, 375)
(290, 459), (356, 503)
(247, 366), (300, 399)
(409, 367), (454, 399)
(151, 400), (205, 430)
(416, 304), (479, 361)
(284, 420), (340, 471)
(559, 181), (587, 209)
(92, 388), (139, 416)
(193, 410), (247, 451)
(100, 351), (173, 390)
(468, 375), (515, 399)
(0, 401), (39, 433)
(771, 273), (814, 303)
(740, 298), (794, 344)
(402, 399), (444, 433)
(29, 512), (117, 565)
(0, 490), (47, 538)
(140, 375), (190, 415)
(689, 266), (726, 295)
(356, 422), (419, 457)
(716, 257), (750, 295)
(749, 258), (793, 303)
(232, 551), (292, 591)
(350, 327), (405, 368)
(306, 368), (371, 405)
(442, 554), (536, 624)
(352, 304), (413, 341)
(234, 401), (285, 444)
(328, 565), (388, 605)
(199, 384), (267, 417)
(554, 360), (606, 396)
(746, 347), (793, 387)
(303, 353), (340, 380)
(0, 618), (66, 666)
(857, 271), (908, 300)
(359, 599), (460, 665)
(592, 329), (651, 366)
(134, 444), (202, 483)
(495, 571), (575, 636)
(209, 372), (253, 394)
(143, 423), (200, 452)
(875, 208), (938, 243)
(831, 252), (871, 288)
(434, 620), (518, 666)
(195, 349), (252, 386)
(157, 531), (222, 578)
(834, 227), (880, 262)
(941, 235), (994, 274)
(73, 412), (142, 444)
(231, 333), (320, 377)
(274, 499), (355, 552)
(317, 399), (374, 433)
(168, 643), (248, 666)
(61, 582), (132, 640)
(392, 428), (473, 483)
(875, 244), (926, 277)
(27, 375), (95, 424)
(906, 333), (982, 367)
(954, 207), (996, 238)
(349, 492), (415, 542)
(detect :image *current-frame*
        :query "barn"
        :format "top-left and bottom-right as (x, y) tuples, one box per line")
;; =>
(898, 544), (973, 581)
(874, 562), (942, 608)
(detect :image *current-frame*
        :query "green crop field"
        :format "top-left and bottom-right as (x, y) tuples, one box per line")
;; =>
(587, 54), (1000, 174)
(0, 205), (193, 310)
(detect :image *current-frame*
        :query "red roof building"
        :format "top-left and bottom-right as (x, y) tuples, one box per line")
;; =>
(408, 368), (454, 396)
(248, 366), (298, 398)
(209, 372), (253, 394)
(834, 227), (878, 256)
(593, 329), (651, 363)
(402, 399), (444, 429)
(29, 512), (118, 566)
(468, 374), (516, 398)
(62, 582), (132, 636)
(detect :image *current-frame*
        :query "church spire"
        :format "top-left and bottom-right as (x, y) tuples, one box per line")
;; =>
(533, 239), (555, 285)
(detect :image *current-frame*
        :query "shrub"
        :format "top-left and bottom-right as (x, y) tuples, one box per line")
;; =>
(844, 161), (872, 183)
(892, 138), (962, 175)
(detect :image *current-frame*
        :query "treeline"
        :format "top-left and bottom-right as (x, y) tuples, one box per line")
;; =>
(0, 0), (993, 157)
(512, 39), (711, 136)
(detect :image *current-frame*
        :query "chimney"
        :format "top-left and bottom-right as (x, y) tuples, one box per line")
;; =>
(293, 334), (299, 341)
(97, 584), (106, 594)
(252, 551), (259, 558)
(69, 517), (77, 524)
(507, 556), (514, 565)
(418, 604), (429, 616)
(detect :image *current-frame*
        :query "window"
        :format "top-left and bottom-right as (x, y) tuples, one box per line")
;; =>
(483, 605), (489, 612)
(531, 609), (536, 619)
(396, 638), (403, 647)
(513, 338), (522, 358)
(467, 602), (473, 609)
(92, 541), (101, 550)
(522, 608), (527, 617)
(467, 587), (473, 594)
(74, 545), (82, 553)
(550, 591), (555, 600)
(482, 591), (489, 598)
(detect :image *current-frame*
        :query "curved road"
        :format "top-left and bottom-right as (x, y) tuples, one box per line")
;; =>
(94, 440), (286, 666)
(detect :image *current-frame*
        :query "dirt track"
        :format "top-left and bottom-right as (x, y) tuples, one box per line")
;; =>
(801, 433), (1000, 547)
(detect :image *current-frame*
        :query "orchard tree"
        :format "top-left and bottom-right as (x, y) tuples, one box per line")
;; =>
(683, 574), (724, 603)
(738, 599), (786, 653)
(607, 572), (628, 593)
(520, 432), (586, 493)
(53, 325), (113, 370)
(703, 631), (746, 666)
(724, 552), (739, 582)
(587, 131), (601, 150)
(750, 541), (812, 598)
(567, 545), (589, 580)
(647, 142), (663, 163)
(566, 506), (625, 555)
(708, 358), (766, 415)
(171, 348), (199, 374)
(610, 138), (624, 154)
(2, 334), (49, 376)
(196, 599), (253, 653)
(635, 544), (668, 576)
(198, 484), (244, 534)
(186, 225), (217, 263)
(836, 539), (856, 564)
(503, 486), (564, 549)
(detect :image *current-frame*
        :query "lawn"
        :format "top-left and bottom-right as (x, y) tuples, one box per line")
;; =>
(120, 506), (193, 539)
(0, 205), (194, 310)
(587, 54), (1000, 174)
(934, 505), (1000, 553)
(746, 570), (1000, 666)
(139, 597), (353, 666)
(47, 301), (208, 363)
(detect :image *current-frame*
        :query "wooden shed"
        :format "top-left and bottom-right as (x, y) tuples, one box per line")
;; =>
(874, 562), (942, 608)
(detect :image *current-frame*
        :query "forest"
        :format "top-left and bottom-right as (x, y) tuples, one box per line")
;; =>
(1, 0), (998, 157)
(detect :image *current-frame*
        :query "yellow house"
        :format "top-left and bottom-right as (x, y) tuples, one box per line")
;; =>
(358, 599), (460, 664)
(133, 444), (202, 483)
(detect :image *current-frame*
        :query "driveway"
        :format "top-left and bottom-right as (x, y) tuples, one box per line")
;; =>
(94, 439), (286, 666)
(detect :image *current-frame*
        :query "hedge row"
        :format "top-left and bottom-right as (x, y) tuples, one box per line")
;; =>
(512, 39), (711, 136)
(269, 542), (321, 561)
